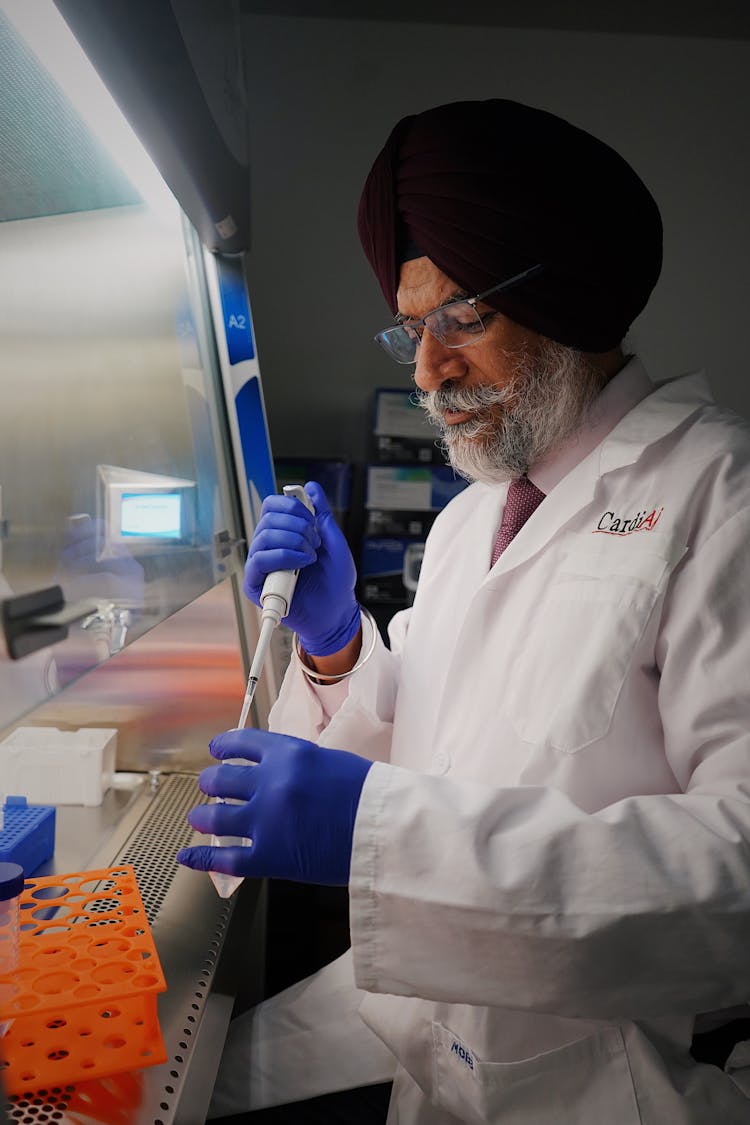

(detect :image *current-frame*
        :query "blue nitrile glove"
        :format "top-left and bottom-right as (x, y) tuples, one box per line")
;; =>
(176, 728), (373, 885)
(243, 480), (360, 656)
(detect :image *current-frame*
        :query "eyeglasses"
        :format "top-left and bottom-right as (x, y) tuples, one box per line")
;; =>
(374, 263), (544, 364)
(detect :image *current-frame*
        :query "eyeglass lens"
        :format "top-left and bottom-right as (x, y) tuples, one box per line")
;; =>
(377, 300), (484, 363)
(374, 263), (544, 364)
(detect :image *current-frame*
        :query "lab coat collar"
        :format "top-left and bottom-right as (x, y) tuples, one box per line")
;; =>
(528, 356), (654, 495)
(482, 366), (713, 583)
(598, 370), (712, 476)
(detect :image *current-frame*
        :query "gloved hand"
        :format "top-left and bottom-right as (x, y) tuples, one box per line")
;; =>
(176, 728), (373, 885)
(243, 481), (360, 656)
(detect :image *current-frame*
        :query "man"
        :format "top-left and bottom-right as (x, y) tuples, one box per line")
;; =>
(178, 100), (750, 1123)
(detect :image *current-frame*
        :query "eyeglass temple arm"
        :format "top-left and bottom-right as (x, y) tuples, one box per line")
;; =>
(474, 263), (544, 304)
(377, 261), (545, 340)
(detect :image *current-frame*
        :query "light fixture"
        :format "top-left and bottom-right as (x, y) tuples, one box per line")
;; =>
(0, 0), (180, 228)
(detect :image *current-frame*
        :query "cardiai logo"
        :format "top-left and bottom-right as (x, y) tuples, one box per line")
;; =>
(594, 507), (664, 535)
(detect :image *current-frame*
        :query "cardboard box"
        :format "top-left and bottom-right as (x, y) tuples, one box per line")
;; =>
(373, 388), (438, 441)
(373, 433), (444, 465)
(366, 465), (468, 512)
(364, 508), (438, 538)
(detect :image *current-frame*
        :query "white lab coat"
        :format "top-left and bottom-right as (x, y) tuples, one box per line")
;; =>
(211, 369), (750, 1123)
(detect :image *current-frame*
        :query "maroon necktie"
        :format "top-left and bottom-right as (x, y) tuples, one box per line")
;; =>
(490, 476), (546, 567)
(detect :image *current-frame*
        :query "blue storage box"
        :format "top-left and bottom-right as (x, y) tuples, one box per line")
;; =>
(274, 458), (352, 514)
(359, 536), (423, 604)
(0, 796), (56, 875)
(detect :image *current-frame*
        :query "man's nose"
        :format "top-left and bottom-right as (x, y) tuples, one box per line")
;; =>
(412, 330), (468, 392)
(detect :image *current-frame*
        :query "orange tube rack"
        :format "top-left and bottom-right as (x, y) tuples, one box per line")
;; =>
(0, 864), (167, 1095)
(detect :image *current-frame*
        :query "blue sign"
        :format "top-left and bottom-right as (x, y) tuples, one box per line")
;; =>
(217, 256), (256, 365)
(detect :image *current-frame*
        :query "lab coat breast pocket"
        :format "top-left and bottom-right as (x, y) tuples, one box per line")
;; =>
(503, 532), (683, 754)
(432, 1021), (641, 1125)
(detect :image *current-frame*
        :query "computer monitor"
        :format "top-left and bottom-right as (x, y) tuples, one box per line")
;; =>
(96, 465), (196, 559)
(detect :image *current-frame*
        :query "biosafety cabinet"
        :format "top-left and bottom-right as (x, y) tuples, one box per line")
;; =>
(0, 3), (277, 1119)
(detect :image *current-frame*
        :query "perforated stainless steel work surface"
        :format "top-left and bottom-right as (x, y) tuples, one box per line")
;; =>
(2, 773), (265, 1124)
(116, 773), (208, 925)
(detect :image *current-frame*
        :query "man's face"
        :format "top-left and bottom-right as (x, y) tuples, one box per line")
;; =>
(397, 256), (542, 415)
(396, 256), (613, 483)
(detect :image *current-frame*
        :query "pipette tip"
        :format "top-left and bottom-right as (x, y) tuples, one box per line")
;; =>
(237, 675), (259, 730)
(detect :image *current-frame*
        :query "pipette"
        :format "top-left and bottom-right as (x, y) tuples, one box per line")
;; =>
(209, 484), (315, 898)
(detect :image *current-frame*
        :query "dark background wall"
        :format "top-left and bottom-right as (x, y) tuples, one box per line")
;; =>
(235, 10), (750, 462)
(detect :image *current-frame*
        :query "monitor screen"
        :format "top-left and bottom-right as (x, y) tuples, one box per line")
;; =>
(120, 492), (182, 539)
(97, 465), (196, 558)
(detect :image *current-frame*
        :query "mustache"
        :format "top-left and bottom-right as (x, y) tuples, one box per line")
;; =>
(413, 381), (517, 433)
(411, 378), (517, 434)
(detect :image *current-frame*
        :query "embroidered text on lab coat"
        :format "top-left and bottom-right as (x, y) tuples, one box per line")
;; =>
(450, 1040), (475, 1071)
(595, 507), (663, 535)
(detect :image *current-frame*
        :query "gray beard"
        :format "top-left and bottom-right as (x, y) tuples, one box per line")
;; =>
(414, 340), (611, 484)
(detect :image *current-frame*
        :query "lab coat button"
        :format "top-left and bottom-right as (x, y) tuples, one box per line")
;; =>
(431, 751), (451, 774)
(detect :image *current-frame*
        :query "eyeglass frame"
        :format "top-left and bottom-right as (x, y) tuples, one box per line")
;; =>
(373, 262), (545, 364)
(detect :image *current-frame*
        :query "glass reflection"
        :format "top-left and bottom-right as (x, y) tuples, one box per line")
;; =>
(0, 12), (241, 733)
(0, 205), (239, 727)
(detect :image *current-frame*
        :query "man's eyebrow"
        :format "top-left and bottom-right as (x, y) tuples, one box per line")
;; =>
(395, 290), (470, 323)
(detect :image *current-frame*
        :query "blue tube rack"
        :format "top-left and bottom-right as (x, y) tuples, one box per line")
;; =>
(0, 796), (55, 875)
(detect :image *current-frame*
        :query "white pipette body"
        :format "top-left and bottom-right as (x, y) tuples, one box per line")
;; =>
(209, 485), (315, 899)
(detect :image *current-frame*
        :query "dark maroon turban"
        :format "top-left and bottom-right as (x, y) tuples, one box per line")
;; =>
(357, 100), (662, 353)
